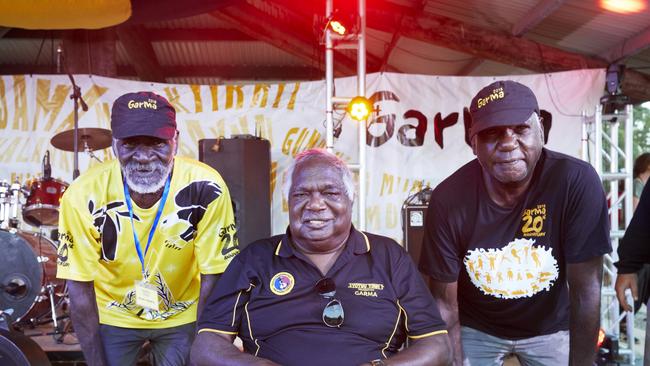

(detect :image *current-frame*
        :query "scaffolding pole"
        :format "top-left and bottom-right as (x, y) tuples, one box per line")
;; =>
(583, 103), (635, 363)
(324, 0), (367, 230)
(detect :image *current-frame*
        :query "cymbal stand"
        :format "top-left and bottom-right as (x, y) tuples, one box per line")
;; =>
(45, 284), (59, 334)
(60, 47), (88, 180)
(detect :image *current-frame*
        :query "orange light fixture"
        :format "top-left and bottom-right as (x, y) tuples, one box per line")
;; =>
(330, 19), (347, 35)
(347, 96), (372, 121)
(600, 0), (646, 13)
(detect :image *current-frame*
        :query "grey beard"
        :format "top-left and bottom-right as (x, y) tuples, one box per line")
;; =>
(122, 160), (173, 194)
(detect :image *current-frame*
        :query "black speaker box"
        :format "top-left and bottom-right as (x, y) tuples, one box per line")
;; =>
(198, 137), (271, 249)
(402, 204), (428, 267)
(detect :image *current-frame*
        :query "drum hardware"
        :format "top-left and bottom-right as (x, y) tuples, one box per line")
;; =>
(0, 180), (22, 230)
(0, 230), (66, 328)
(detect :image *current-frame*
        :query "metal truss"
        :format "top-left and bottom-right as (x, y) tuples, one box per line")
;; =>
(324, 0), (367, 230)
(582, 103), (635, 363)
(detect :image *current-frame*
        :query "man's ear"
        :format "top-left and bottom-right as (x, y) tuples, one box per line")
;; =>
(471, 135), (478, 155)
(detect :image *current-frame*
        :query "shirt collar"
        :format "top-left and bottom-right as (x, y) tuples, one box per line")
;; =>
(274, 225), (370, 258)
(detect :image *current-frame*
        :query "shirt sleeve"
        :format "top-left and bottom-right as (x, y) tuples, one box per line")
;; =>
(393, 249), (448, 338)
(194, 176), (240, 275)
(418, 194), (461, 282)
(197, 253), (253, 335)
(56, 189), (102, 281)
(616, 182), (650, 273)
(562, 163), (612, 263)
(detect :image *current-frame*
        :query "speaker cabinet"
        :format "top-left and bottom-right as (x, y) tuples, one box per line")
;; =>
(198, 137), (271, 249)
(402, 204), (428, 267)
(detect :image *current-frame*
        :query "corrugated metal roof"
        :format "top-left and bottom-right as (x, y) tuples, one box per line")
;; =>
(147, 13), (232, 29)
(153, 41), (308, 67)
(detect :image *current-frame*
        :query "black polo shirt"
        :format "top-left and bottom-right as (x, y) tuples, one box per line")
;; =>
(198, 226), (447, 366)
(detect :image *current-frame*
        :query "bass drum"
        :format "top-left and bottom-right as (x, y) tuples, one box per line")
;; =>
(0, 329), (50, 366)
(0, 230), (66, 325)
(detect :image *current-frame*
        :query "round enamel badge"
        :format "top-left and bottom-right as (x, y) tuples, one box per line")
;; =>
(270, 272), (295, 296)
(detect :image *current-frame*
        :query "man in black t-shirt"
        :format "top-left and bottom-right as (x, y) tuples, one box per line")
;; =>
(420, 80), (611, 365)
(615, 181), (650, 365)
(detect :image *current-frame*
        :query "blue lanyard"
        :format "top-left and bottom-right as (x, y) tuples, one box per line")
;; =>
(123, 175), (171, 276)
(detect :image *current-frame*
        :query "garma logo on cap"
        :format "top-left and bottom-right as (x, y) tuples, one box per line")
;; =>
(127, 99), (158, 110)
(476, 86), (505, 109)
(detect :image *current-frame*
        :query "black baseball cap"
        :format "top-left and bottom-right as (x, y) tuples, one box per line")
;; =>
(110, 91), (177, 140)
(469, 80), (539, 138)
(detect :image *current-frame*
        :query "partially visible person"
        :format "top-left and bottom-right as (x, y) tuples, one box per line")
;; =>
(633, 153), (650, 210)
(615, 182), (650, 365)
(56, 91), (239, 366)
(420, 80), (611, 365)
(190, 149), (451, 366)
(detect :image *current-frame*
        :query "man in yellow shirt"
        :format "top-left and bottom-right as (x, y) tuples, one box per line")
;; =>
(56, 91), (239, 366)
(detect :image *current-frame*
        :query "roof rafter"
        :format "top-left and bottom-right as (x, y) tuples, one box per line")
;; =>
(601, 25), (650, 63)
(511, 0), (566, 36)
(115, 25), (165, 83)
(211, 2), (356, 75)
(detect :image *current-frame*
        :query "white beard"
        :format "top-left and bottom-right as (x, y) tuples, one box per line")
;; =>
(122, 159), (173, 194)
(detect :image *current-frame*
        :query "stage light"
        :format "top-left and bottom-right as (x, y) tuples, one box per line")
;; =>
(330, 20), (347, 35)
(347, 96), (372, 121)
(601, 0), (646, 13)
(601, 63), (629, 117)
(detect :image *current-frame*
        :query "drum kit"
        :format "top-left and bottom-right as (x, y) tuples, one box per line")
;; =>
(0, 127), (111, 360)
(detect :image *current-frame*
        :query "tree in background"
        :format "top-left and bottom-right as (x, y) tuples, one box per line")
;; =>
(633, 105), (650, 157)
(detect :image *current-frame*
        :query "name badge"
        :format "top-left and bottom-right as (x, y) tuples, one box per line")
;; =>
(135, 281), (159, 311)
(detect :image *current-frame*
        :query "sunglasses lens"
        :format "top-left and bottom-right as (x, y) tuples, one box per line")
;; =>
(315, 277), (336, 296)
(322, 299), (344, 327)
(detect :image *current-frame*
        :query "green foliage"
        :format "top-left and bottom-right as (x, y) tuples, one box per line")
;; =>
(633, 105), (650, 158)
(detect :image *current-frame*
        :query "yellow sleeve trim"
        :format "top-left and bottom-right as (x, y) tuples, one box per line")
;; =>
(408, 330), (448, 339)
(198, 328), (238, 335)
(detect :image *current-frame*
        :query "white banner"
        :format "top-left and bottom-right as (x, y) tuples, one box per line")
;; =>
(0, 70), (605, 243)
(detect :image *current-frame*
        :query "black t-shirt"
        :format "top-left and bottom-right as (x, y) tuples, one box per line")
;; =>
(419, 149), (611, 339)
(616, 181), (650, 273)
(198, 227), (448, 366)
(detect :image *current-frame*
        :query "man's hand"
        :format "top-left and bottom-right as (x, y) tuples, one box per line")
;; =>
(615, 273), (638, 312)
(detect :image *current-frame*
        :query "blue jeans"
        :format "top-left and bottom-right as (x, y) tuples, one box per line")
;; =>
(99, 322), (196, 366)
(461, 326), (569, 366)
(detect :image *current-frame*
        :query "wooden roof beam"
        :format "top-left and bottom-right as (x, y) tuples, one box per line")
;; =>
(601, 25), (650, 63)
(0, 63), (321, 81)
(115, 25), (165, 83)
(511, 0), (566, 36)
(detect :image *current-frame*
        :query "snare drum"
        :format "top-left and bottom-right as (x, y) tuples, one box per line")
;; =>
(22, 178), (68, 227)
(0, 230), (66, 325)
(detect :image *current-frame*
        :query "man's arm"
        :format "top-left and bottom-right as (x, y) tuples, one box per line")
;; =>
(67, 280), (106, 366)
(198, 274), (220, 318)
(358, 335), (451, 366)
(428, 279), (461, 366)
(615, 273), (638, 312)
(567, 256), (603, 366)
(190, 331), (279, 366)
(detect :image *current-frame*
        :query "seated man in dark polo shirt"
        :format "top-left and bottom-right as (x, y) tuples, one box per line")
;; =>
(190, 149), (451, 366)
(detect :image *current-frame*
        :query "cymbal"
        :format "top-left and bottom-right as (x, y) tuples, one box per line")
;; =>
(50, 128), (112, 152)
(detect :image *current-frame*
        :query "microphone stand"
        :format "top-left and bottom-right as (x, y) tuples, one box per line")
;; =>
(61, 49), (88, 181)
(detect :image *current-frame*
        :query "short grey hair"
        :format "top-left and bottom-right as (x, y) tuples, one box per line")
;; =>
(283, 149), (355, 201)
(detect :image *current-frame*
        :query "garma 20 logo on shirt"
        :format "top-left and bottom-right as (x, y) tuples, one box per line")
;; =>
(463, 238), (559, 299)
